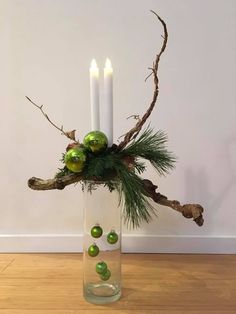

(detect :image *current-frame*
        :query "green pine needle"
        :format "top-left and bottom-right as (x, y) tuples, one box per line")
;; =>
(116, 162), (156, 228)
(122, 126), (176, 175)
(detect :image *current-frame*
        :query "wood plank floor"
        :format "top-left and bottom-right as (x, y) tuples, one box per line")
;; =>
(0, 254), (235, 314)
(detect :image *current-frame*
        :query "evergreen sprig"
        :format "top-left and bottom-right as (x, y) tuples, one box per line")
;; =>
(116, 127), (175, 227)
(121, 126), (176, 175)
(116, 162), (156, 228)
(84, 151), (121, 180)
(60, 127), (176, 228)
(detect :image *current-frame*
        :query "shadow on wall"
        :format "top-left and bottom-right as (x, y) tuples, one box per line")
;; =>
(184, 135), (236, 227)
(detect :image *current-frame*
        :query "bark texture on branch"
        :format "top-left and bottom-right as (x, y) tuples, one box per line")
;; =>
(142, 179), (204, 226)
(28, 173), (82, 191)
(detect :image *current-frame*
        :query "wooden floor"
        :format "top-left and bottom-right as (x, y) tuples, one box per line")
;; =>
(0, 254), (235, 314)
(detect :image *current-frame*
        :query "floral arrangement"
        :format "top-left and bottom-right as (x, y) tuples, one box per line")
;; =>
(27, 12), (204, 228)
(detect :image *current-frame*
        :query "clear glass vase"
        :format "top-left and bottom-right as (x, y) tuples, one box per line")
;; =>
(83, 181), (122, 304)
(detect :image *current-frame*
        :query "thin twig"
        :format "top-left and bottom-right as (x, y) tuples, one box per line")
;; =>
(118, 115), (141, 139)
(117, 11), (168, 150)
(145, 71), (153, 82)
(26, 96), (77, 142)
(126, 114), (140, 121)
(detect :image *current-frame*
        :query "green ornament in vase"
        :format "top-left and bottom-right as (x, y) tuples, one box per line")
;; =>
(100, 269), (111, 281)
(88, 244), (100, 257)
(91, 225), (103, 238)
(83, 180), (121, 304)
(107, 230), (119, 244)
(96, 261), (108, 274)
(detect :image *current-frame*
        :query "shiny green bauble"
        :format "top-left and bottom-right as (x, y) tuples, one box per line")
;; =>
(83, 131), (108, 154)
(96, 261), (108, 275)
(91, 225), (103, 238)
(64, 147), (87, 173)
(100, 269), (111, 281)
(88, 244), (99, 257)
(107, 230), (119, 244)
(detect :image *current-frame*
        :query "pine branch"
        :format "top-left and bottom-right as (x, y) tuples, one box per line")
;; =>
(84, 152), (120, 180)
(122, 127), (176, 175)
(116, 161), (156, 228)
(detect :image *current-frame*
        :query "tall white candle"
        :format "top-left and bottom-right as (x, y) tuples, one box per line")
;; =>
(103, 58), (113, 146)
(90, 59), (100, 130)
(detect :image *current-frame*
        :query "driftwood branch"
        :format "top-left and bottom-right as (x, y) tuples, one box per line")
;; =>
(28, 175), (204, 226)
(28, 173), (82, 191)
(25, 96), (77, 142)
(117, 11), (168, 150)
(142, 179), (204, 226)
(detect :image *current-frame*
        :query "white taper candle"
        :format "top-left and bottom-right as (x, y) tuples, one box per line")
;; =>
(103, 58), (113, 146)
(90, 59), (100, 130)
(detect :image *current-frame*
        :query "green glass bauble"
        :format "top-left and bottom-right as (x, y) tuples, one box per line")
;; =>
(96, 261), (108, 274)
(83, 131), (108, 154)
(100, 269), (111, 281)
(88, 244), (99, 257)
(91, 225), (103, 238)
(107, 230), (119, 244)
(64, 147), (87, 173)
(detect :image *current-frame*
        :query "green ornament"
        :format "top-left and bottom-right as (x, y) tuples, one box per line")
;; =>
(107, 230), (119, 244)
(96, 261), (108, 274)
(91, 225), (103, 238)
(100, 269), (111, 281)
(64, 147), (87, 173)
(88, 244), (99, 257)
(83, 131), (108, 154)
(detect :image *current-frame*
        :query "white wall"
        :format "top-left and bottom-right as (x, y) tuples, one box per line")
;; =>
(0, 0), (236, 253)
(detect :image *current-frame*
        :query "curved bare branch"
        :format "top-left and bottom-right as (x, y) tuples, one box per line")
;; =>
(117, 11), (168, 150)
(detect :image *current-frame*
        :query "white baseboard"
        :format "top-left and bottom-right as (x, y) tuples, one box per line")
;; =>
(0, 234), (235, 254)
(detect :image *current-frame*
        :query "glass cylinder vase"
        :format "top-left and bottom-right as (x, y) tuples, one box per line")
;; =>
(83, 181), (122, 304)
